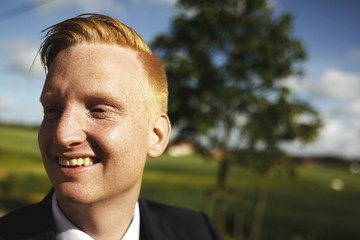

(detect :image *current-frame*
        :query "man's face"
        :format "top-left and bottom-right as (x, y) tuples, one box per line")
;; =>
(38, 44), (151, 205)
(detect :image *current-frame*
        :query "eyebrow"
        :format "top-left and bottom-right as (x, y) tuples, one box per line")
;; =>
(39, 91), (125, 111)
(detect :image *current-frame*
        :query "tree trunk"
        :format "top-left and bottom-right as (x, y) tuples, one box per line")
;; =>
(250, 188), (268, 240)
(217, 158), (230, 190)
(214, 158), (230, 234)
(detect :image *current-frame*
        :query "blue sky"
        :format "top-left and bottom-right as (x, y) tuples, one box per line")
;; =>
(1, 0), (360, 159)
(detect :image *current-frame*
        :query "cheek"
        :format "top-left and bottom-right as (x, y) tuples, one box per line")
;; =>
(96, 121), (150, 160)
(38, 124), (56, 177)
(38, 123), (51, 154)
(97, 127), (148, 184)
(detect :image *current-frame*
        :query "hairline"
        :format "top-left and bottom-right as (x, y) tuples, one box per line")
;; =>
(40, 14), (167, 120)
(46, 42), (161, 120)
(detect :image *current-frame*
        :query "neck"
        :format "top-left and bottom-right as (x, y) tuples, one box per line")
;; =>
(57, 190), (139, 240)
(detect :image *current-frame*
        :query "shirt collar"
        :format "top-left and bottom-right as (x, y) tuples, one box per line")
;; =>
(51, 193), (140, 240)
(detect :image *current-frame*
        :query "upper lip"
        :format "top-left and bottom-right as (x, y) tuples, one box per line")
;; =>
(57, 153), (97, 159)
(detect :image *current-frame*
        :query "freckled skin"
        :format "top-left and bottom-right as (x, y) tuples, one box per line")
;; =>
(38, 44), (152, 206)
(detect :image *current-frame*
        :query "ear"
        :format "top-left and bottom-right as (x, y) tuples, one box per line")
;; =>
(147, 113), (171, 158)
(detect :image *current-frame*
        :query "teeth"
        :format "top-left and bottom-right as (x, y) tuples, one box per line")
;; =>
(69, 159), (77, 166)
(84, 157), (91, 166)
(77, 158), (84, 166)
(58, 157), (94, 167)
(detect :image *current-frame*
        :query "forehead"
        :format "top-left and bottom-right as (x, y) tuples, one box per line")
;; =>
(42, 44), (145, 102)
(48, 43), (143, 83)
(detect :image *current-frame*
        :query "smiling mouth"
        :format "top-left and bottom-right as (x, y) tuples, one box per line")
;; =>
(57, 157), (99, 167)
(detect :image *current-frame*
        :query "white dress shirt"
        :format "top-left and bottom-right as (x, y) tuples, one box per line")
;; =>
(51, 193), (140, 240)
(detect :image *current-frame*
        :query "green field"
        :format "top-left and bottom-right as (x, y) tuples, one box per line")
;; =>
(0, 123), (359, 240)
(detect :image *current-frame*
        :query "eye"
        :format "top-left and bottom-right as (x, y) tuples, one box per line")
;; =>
(43, 106), (62, 120)
(89, 107), (108, 119)
(88, 104), (121, 120)
(91, 107), (105, 113)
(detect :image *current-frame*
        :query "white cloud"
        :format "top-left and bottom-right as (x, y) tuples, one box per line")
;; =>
(132, 0), (177, 5)
(268, 0), (279, 9)
(0, 74), (44, 125)
(32, 0), (125, 16)
(341, 99), (360, 117)
(282, 68), (360, 159)
(281, 76), (306, 93)
(283, 117), (360, 159)
(309, 69), (360, 100)
(0, 98), (15, 111)
(1, 40), (45, 79)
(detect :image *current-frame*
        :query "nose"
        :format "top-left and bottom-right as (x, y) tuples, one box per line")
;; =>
(55, 109), (87, 148)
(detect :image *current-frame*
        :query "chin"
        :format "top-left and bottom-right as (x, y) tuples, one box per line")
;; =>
(54, 183), (98, 205)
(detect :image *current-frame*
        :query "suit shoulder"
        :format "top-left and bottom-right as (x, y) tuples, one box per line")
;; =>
(139, 199), (222, 240)
(0, 192), (54, 239)
(0, 201), (43, 224)
(139, 198), (200, 217)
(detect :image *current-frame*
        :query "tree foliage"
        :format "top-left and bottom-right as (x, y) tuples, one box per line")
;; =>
(152, 0), (322, 189)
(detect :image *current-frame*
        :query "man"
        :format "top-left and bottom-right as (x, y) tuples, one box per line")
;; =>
(0, 14), (222, 240)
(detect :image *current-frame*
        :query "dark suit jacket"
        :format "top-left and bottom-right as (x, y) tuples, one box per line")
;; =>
(0, 191), (222, 240)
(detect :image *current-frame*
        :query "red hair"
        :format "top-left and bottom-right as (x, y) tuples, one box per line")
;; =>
(40, 13), (168, 118)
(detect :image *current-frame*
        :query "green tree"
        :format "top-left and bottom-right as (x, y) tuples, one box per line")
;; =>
(152, 0), (322, 190)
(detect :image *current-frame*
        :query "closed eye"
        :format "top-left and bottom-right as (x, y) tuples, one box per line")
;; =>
(91, 108), (105, 113)
(43, 106), (62, 120)
(88, 104), (122, 120)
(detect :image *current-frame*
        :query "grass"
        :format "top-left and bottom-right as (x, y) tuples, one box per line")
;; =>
(0, 124), (40, 155)
(1, 123), (360, 239)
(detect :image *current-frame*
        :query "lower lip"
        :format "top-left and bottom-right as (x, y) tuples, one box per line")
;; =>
(57, 163), (99, 176)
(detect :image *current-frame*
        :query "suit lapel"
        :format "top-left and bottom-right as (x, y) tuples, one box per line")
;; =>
(23, 190), (56, 240)
(0, 190), (56, 240)
(139, 199), (159, 240)
(22, 231), (56, 240)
